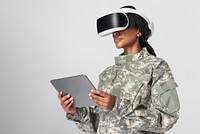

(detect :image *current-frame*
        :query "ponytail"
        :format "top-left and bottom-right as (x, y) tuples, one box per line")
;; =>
(140, 38), (156, 56)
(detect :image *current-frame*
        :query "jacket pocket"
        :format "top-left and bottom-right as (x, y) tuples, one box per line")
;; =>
(153, 79), (180, 114)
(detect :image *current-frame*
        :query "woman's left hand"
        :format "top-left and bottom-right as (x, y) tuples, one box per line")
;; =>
(89, 89), (116, 110)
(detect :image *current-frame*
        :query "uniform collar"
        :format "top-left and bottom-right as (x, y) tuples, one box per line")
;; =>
(114, 47), (150, 65)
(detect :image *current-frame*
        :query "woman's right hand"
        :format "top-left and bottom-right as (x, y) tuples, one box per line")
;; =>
(58, 91), (77, 115)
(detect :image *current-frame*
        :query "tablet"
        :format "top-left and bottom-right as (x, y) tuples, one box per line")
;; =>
(50, 74), (96, 107)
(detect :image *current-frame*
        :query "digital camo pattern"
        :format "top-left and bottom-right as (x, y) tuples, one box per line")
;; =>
(67, 48), (180, 134)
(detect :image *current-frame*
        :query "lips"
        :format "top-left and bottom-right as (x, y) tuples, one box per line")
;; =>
(114, 37), (122, 44)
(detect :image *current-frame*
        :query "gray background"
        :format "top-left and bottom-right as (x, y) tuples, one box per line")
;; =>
(0, 0), (199, 133)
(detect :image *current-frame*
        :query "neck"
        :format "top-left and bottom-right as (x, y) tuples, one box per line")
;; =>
(123, 44), (141, 55)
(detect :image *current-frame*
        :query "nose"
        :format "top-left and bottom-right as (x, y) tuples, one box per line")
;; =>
(113, 31), (120, 37)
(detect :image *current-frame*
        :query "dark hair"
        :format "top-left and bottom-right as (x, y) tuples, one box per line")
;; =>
(120, 6), (157, 56)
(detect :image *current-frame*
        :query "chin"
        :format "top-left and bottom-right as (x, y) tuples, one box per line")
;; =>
(115, 45), (122, 49)
(115, 43), (124, 49)
(116, 46), (123, 49)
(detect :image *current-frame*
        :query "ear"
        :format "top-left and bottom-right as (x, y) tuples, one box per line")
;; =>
(136, 29), (142, 37)
(137, 32), (142, 37)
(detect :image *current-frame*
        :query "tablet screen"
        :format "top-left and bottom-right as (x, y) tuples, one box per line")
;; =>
(50, 74), (96, 107)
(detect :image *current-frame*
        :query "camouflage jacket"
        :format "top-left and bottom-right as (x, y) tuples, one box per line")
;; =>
(67, 48), (180, 134)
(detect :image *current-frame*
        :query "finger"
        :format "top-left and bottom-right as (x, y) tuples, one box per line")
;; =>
(58, 91), (63, 99)
(90, 93), (108, 103)
(63, 97), (73, 108)
(64, 100), (74, 112)
(92, 97), (108, 107)
(91, 89), (108, 97)
(89, 93), (108, 107)
(60, 94), (71, 104)
(95, 100), (112, 110)
(92, 98), (111, 110)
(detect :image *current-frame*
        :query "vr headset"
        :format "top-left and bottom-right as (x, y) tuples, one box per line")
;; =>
(97, 7), (154, 37)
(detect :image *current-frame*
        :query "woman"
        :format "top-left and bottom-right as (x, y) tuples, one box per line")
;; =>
(58, 6), (180, 134)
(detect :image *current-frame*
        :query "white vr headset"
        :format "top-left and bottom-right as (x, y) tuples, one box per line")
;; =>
(97, 7), (154, 37)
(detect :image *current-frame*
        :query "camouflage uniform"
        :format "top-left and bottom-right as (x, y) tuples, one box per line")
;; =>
(67, 48), (180, 134)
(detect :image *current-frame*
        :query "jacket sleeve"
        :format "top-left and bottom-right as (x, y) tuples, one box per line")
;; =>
(66, 106), (99, 134)
(110, 60), (180, 133)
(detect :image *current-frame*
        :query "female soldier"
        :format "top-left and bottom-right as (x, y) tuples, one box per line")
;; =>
(58, 5), (180, 134)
